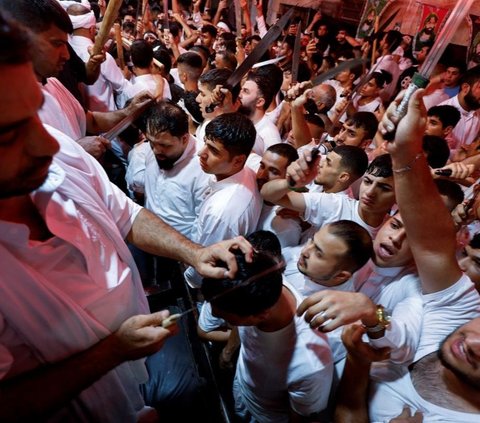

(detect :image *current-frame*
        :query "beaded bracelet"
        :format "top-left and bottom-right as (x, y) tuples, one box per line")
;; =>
(392, 152), (424, 174)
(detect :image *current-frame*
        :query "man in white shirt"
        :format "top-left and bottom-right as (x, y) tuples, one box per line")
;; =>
(67, 3), (129, 112)
(438, 65), (480, 150)
(238, 68), (282, 150)
(126, 101), (209, 239)
(261, 153), (396, 239)
(202, 251), (333, 423)
(256, 144), (301, 248)
(185, 112), (262, 287)
(0, 13), (253, 421)
(334, 84), (480, 423)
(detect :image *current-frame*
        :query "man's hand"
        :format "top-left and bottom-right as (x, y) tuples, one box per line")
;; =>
(192, 237), (254, 279)
(433, 162), (475, 180)
(77, 136), (111, 159)
(285, 149), (321, 189)
(108, 311), (177, 362)
(211, 84), (235, 112)
(389, 407), (423, 423)
(127, 91), (155, 110)
(378, 89), (426, 158)
(297, 291), (377, 332)
(342, 324), (391, 363)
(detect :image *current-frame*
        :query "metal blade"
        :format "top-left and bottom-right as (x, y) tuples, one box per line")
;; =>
(104, 99), (154, 141)
(291, 21), (302, 84)
(310, 58), (367, 87)
(225, 6), (295, 89)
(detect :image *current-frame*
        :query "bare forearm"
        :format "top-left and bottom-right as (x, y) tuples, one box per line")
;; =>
(127, 208), (200, 267)
(86, 108), (128, 134)
(334, 356), (370, 423)
(0, 336), (122, 422)
(291, 105), (312, 148)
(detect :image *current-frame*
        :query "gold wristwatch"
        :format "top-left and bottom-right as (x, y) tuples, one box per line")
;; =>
(363, 304), (391, 334)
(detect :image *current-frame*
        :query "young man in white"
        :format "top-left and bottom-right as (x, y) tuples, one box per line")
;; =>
(184, 113), (262, 287)
(333, 84), (480, 423)
(202, 251), (333, 423)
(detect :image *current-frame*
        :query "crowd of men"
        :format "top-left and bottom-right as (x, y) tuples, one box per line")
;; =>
(1, 0), (480, 421)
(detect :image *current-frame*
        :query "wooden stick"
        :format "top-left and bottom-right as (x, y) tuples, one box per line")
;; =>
(114, 23), (125, 69)
(92, 0), (123, 55)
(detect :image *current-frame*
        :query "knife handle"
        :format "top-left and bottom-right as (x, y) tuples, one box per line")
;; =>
(383, 73), (429, 142)
(287, 146), (321, 187)
(285, 81), (314, 102)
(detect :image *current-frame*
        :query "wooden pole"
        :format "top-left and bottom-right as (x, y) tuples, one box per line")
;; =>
(92, 0), (124, 55)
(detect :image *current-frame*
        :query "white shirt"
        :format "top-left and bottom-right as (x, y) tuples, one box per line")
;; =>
(184, 167), (262, 287)
(234, 281), (333, 422)
(69, 35), (130, 112)
(40, 78), (86, 140)
(126, 136), (209, 239)
(439, 95), (480, 149)
(0, 125), (147, 422)
(256, 204), (302, 248)
(302, 192), (380, 238)
(255, 114), (282, 150)
(369, 274), (480, 422)
(116, 73), (171, 109)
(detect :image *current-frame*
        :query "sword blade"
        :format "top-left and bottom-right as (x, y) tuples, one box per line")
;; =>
(291, 21), (302, 84)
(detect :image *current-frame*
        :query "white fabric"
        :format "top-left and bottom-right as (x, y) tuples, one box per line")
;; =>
(0, 125), (148, 422)
(255, 114), (282, 150)
(198, 301), (228, 333)
(438, 95), (480, 149)
(234, 281), (333, 422)
(69, 35), (130, 112)
(302, 192), (381, 238)
(352, 94), (382, 114)
(116, 74), (171, 109)
(369, 274), (480, 422)
(184, 167), (262, 287)
(126, 136), (209, 239)
(256, 204), (302, 248)
(69, 11), (96, 30)
(423, 88), (450, 110)
(40, 78), (86, 140)
(265, 100), (283, 125)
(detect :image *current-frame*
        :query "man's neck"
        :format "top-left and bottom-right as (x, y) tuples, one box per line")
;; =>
(250, 109), (265, 125)
(215, 166), (243, 182)
(0, 196), (53, 241)
(134, 67), (151, 77)
(357, 205), (386, 228)
(256, 287), (296, 332)
(458, 95), (472, 112)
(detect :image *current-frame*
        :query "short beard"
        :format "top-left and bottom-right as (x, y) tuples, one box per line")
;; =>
(238, 104), (254, 117)
(438, 332), (480, 389)
(464, 91), (480, 111)
(156, 157), (177, 170)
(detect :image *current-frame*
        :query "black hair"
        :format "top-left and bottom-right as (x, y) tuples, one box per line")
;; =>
(201, 24), (217, 38)
(252, 64), (284, 101)
(205, 112), (256, 158)
(201, 251), (283, 316)
(346, 112), (378, 140)
(422, 135), (450, 169)
(327, 220), (373, 273)
(366, 153), (393, 178)
(459, 65), (480, 87)
(199, 68), (240, 101)
(177, 51), (204, 78)
(152, 45), (172, 74)
(266, 143), (299, 165)
(183, 90), (204, 124)
(246, 230), (282, 260)
(0, 0), (73, 34)
(470, 233), (480, 249)
(369, 70), (392, 89)
(427, 105), (461, 129)
(145, 100), (189, 138)
(383, 30), (403, 54)
(0, 10), (33, 64)
(131, 40), (154, 69)
(434, 179), (464, 210)
(246, 68), (278, 111)
(334, 145), (369, 180)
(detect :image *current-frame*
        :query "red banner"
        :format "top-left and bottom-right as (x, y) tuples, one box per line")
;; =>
(468, 14), (480, 69)
(413, 4), (449, 52)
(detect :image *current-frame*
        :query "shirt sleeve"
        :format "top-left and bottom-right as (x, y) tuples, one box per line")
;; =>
(126, 142), (149, 194)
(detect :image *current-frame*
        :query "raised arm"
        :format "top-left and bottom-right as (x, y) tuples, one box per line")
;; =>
(380, 90), (462, 293)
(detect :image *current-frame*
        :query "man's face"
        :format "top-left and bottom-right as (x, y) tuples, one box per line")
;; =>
(238, 80), (261, 117)
(438, 318), (480, 388)
(335, 68), (353, 84)
(198, 137), (238, 180)
(196, 82), (214, 118)
(359, 78), (380, 97)
(314, 151), (343, 188)
(334, 121), (368, 147)
(458, 244), (480, 291)
(358, 173), (395, 216)
(277, 42), (291, 59)
(256, 151), (289, 191)
(373, 214), (413, 268)
(147, 130), (188, 170)
(424, 16), (437, 33)
(336, 30), (347, 43)
(0, 63), (60, 198)
(317, 25), (328, 38)
(33, 25), (70, 80)
(123, 14), (135, 24)
(463, 81), (480, 111)
(415, 46), (430, 64)
(425, 115), (446, 137)
(201, 32), (215, 49)
(297, 225), (348, 286)
(444, 67), (461, 88)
